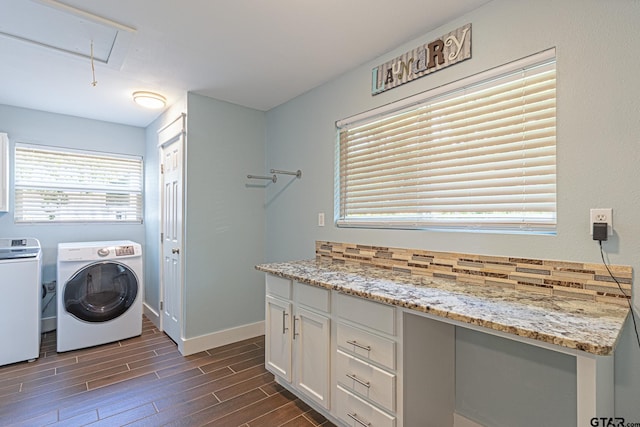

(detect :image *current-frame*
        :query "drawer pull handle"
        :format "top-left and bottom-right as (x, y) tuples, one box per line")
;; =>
(293, 316), (299, 339)
(282, 311), (288, 334)
(346, 373), (371, 388)
(346, 339), (371, 351)
(347, 412), (371, 427)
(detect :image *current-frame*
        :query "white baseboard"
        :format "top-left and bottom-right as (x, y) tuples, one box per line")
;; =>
(41, 316), (56, 333)
(143, 302), (161, 329)
(454, 412), (484, 427)
(142, 302), (264, 356)
(179, 321), (265, 356)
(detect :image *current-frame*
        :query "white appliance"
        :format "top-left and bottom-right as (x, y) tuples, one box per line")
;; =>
(56, 241), (143, 352)
(0, 238), (41, 366)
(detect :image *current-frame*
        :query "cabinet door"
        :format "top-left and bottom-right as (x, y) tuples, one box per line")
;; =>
(266, 295), (292, 382)
(294, 306), (331, 409)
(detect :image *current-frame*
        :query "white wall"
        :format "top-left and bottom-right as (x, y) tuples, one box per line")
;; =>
(264, 0), (640, 423)
(0, 104), (146, 322)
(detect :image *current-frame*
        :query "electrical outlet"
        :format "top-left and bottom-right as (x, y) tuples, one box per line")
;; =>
(318, 212), (325, 227)
(589, 208), (613, 236)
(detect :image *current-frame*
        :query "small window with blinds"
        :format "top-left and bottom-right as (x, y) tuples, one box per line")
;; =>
(337, 49), (556, 233)
(14, 144), (143, 223)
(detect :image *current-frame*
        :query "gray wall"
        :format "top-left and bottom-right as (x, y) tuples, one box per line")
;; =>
(0, 104), (145, 320)
(264, 0), (640, 423)
(144, 93), (266, 339)
(182, 92), (266, 338)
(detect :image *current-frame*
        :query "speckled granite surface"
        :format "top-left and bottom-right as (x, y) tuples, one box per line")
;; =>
(256, 259), (630, 356)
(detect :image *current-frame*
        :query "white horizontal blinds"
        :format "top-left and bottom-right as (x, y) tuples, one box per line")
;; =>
(339, 57), (556, 231)
(15, 144), (143, 223)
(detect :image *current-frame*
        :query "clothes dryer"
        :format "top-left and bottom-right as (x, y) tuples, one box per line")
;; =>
(56, 241), (143, 352)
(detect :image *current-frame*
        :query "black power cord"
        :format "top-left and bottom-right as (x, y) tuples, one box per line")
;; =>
(599, 240), (640, 350)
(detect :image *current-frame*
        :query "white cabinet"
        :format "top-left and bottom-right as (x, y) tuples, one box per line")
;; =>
(265, 294), (292, 381)
(265, 275), (331, 410)
(264, 276), (407, 425)
(334, 293), (400, 427)
(294, 305), (330, 408)
(336, 350), (396, 412)
(336, 385), (396, 427)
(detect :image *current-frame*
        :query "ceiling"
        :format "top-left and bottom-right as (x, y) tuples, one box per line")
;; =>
(0, 0), (491, 127)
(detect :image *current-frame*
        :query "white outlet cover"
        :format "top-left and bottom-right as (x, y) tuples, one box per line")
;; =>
(589, 208), (613, 236)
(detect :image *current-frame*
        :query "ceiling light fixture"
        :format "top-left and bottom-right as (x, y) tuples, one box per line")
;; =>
(132, 91), (166, 109)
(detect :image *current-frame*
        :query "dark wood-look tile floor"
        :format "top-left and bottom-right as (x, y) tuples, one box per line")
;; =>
(0, 317), (336, 427)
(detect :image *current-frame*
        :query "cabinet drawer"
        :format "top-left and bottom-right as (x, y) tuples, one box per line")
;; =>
(336, 350), (396, 412)
(337, 323), (396, 370)
(266, 274), (292, 299)
(336, 293), (395, 335)
(336, 385), (396, 427)
(295, 282), (330, 313)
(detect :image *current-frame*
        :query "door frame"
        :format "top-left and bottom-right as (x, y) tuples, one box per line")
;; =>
(157, 113), (186, 336)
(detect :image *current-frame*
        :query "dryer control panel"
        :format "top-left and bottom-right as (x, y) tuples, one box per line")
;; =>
(58, 241), (141, 262)
(115, 245), (135, 257)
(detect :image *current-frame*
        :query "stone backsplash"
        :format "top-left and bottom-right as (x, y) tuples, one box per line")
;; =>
(316, 241), (632, 306)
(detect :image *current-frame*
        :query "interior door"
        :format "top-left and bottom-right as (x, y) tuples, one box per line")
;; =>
(159, 114), (185, 345)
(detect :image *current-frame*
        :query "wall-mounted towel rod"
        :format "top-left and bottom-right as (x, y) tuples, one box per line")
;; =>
(271, 169), (302, 179)
(247, 174), (277, 183)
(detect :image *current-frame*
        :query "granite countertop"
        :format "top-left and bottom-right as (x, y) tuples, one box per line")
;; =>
(256, 259), (630, 356)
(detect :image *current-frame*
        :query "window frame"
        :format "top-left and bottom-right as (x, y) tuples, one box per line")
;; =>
(336, 48), (557, 234)
(14, 143), (144, 224)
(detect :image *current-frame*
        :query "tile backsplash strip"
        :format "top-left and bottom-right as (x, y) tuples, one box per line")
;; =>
(316, 241), (632, 306)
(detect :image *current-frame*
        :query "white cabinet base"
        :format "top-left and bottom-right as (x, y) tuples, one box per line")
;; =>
(264, 273), (615, 427)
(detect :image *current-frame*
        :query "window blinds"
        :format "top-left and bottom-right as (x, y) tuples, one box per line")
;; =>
(337, 51), (556, 232)
(14, 144), (143, 223)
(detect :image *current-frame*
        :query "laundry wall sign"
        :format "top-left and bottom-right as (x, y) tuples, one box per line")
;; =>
(371, 23), (471, 95)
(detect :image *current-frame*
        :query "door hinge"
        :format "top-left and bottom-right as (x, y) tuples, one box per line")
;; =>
(161, 232), (164, 241)
(161, 164), (164, 174)
(160, 301), (163, 311)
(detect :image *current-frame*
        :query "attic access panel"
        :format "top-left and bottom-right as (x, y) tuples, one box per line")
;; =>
(0, 0), (135, 69)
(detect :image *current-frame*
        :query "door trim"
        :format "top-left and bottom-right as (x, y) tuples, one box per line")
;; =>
(158, 113), (186, 337)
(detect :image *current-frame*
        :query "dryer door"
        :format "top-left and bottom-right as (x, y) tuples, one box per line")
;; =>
(63, 261), (138, 323)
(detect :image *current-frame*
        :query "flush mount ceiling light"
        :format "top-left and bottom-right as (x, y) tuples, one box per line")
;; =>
(132, 91), (166, 109)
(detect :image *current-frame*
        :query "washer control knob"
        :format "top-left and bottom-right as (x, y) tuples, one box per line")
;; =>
(97, 248), (110, 257)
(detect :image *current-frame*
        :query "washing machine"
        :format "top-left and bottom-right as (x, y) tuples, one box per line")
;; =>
(56, 241), (143, 352)
(0, 238), (41, 366)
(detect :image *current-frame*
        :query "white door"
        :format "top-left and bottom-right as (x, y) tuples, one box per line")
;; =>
(265, 295), (292, 382)
(294, 306), (331, 409)
(159, 115), (185, 345)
